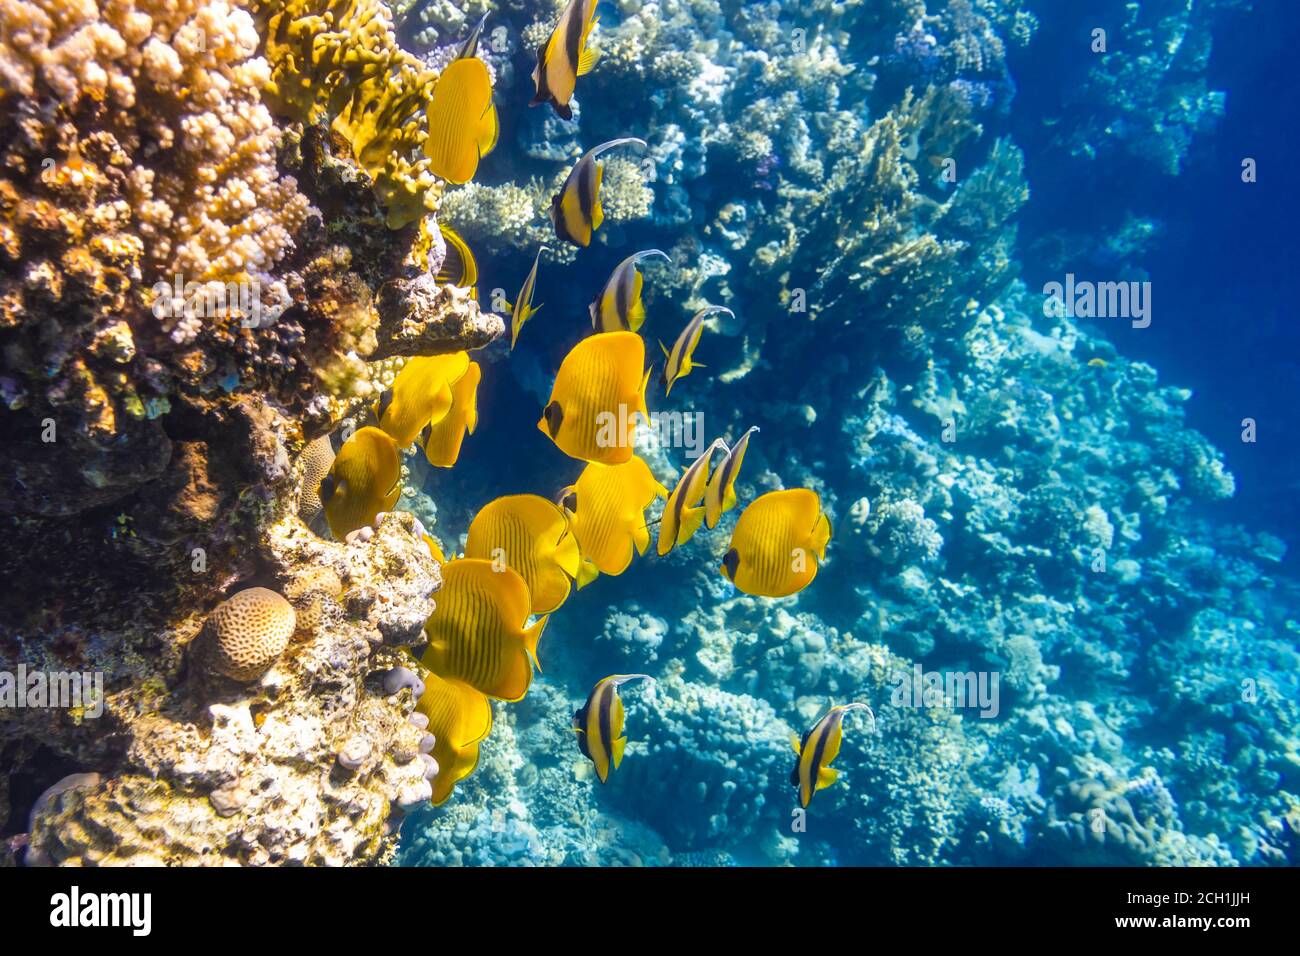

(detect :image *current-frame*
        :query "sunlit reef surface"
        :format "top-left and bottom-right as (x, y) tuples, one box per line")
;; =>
(2, 0), (1295, 868)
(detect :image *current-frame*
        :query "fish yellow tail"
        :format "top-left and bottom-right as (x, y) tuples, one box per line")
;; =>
(611, 735), (626, 769)
(523, 615), (549, 671)
(554, 529), (581, 580)
(637, 365), (651, 421)
(576, 558), (600, 589)
(811, 512), (831, 561)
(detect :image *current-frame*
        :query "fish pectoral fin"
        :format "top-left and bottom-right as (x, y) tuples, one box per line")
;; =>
(815, 766), (838, 790)
(611, 735), (627, 769)
(790, 733), (802, 754)
(678, 505), (706, 545)
(577, 46), (600, 76)
(659, 340), (670, 358)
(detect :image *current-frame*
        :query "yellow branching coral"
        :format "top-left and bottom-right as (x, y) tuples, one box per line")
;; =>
(256, 0), (444, 228)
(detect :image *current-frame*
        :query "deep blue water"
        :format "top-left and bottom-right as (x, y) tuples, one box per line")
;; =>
(1011, 0), (1300, 543)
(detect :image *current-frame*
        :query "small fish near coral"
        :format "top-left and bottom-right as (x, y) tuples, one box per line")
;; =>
(550, 138), (648, 247)
(573, 674), (655, 783)
(531, 0), (603, 120)
(791, 703), (876, 809)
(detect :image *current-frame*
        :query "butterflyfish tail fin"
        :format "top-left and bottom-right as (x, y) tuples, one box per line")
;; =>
(577, 46), (600, 76)
(554, 530), (581, 580)
(576, 559), (600, 589)
(523, 615), (549, 671)
(611, 735), (626, 769)
(811, 512), (831, 561)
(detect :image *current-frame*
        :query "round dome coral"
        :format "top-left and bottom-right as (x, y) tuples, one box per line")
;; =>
(206, 587), (297, 681)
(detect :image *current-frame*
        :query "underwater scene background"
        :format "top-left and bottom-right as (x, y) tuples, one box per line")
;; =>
(2, 0), (1297, 868)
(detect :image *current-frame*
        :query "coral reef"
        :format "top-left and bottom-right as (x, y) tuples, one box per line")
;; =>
(390, 0), (1294, 870)
(0, 0), (502, 866)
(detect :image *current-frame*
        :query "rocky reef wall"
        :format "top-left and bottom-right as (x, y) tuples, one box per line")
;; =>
(0, 0), (500, 865)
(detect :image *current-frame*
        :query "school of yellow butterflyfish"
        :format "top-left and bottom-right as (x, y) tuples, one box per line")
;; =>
(308, 0), (867, 809)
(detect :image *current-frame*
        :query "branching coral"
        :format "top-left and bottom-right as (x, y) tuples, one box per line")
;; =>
(256, 0), (446, 228)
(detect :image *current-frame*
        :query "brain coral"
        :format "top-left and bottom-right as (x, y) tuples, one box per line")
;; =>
(206, 586), (297, 680)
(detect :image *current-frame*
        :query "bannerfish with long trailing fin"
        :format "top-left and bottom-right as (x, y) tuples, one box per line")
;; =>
(420, 559), (547, 702)
(415, 672), (493, 805)
(791, 702), (875, 808)
(721, 488), (831, 597)
(530, 0), (601, 120)
(573, 674), (654, 783)
(508, 247), (545, 349)
(657, 438), (727, 556)
(549, 138), (646, 248)
(375, 351), (470, 448)
(569, 455), (667, 587)
(464, 494), (581, 614)
(424, 15), (498, 184)
(704, 426), (759, 529)
(661, 305), (731, 395)
(322, 426), (402, 540)
(437, 224), (479, 298)
(538, 331), (651, 464)
(590, 249), (670, 333)
(420, 360), (481, 467)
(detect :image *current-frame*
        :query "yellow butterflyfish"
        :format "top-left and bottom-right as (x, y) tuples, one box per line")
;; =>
(464, 494), (581, 614)
(549, 137), (646, 248)
(538, 331), (651, 464)
(721, 488), (831, 598)
(421, 559), (548, 702)
(420, 360), (481, 467)
(661, 305), (731, 395)
(590, 249), (670, 333)
(791, 702), (875, 808)
(530, 0), (602, 120)
(375, 351), (470, 448)
(424, 16), (498, 185)
(321, 426), (402, 540)
(506, 246), (545, 350)
(573, 674), (654, 783)
(704, 425), (759, 529)
(657, 438), (727, 556)
(568, 455), (668, 587)
(414, 672), (493, 806)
